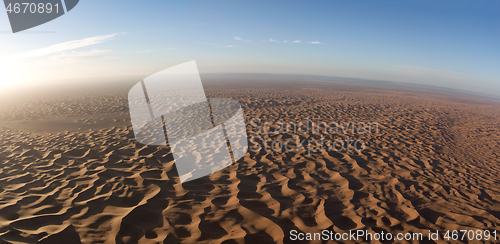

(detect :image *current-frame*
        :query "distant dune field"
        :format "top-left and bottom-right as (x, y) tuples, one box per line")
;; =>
(0, 76), (500, 243)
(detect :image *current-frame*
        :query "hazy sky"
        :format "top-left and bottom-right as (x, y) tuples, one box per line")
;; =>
(0, 0), (499, 96)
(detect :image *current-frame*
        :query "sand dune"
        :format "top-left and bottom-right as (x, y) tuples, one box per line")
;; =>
(0, 78), (500, 243)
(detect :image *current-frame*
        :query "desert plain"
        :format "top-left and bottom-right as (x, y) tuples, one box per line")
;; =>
(0, 75), (500, 243)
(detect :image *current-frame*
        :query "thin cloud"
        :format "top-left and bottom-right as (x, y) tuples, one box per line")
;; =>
(234, 36), (251, 42)
(137, 49), (154, 54)
(8, 33), (119, 60)
(214, 45), (234, 49)
(262, 38), (309, 44)
(262, 38), (281, 43)
(50, 49), (113, 61)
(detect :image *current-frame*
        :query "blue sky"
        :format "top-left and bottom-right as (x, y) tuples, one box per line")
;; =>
(0, 0), (499, 96)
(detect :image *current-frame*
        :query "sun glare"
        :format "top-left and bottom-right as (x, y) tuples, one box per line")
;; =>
(0, 63), (34, 91)
(0, 65), (15, 89)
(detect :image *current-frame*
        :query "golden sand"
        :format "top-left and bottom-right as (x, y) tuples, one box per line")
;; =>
(0, 77), (499, 243)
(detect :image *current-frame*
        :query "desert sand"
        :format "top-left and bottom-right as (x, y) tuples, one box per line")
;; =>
(0, 75), (500, 243)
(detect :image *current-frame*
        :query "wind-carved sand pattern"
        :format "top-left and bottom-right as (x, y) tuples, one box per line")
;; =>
(0, 77), (500, 243)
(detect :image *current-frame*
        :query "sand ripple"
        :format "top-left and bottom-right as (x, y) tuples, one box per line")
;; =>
(1, 80), (500, 243)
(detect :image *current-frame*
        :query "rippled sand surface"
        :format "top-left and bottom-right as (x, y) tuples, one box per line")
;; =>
(0, 76), (500, 243)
